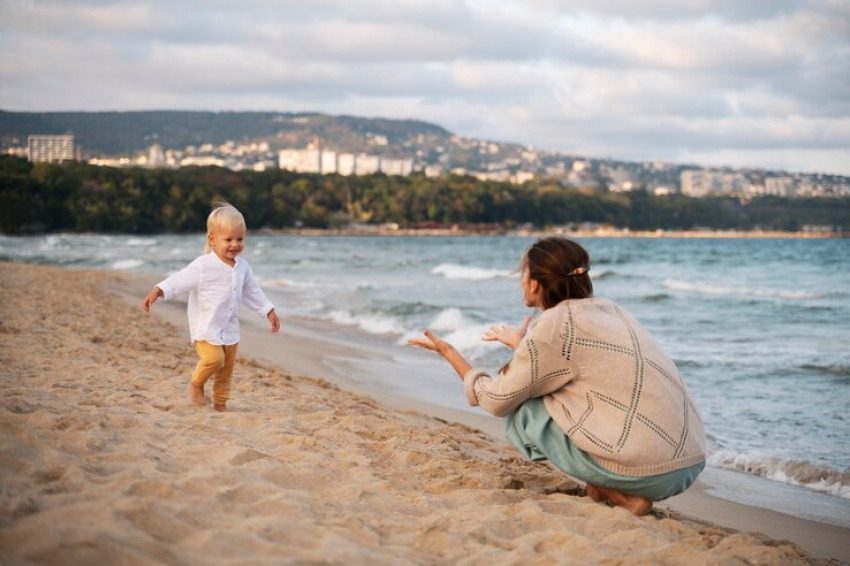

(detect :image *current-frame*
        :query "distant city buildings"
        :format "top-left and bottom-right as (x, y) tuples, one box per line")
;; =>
(5, 128), (847, 197)
(28, 135), (75, 163)
(278, 148), (413, 176)
(279, 148), (321, 173)
(764, 176), (795, 198)
(681, 170), (747, 197)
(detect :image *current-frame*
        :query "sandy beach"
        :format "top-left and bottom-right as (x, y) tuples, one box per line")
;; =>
(1, 262), (847, 565)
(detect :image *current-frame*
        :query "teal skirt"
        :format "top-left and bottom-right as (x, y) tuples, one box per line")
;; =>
(503, 398), (704, 501)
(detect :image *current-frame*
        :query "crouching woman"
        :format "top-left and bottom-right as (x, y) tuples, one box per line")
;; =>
(409, 237), (706, 515)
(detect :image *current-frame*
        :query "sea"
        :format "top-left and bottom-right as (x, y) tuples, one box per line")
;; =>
(2, 233), (849, 508)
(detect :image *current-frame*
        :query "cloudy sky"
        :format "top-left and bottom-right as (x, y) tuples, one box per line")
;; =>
(2, 0), (849, 174)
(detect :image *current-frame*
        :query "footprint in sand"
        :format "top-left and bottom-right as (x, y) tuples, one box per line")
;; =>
(127, 480), (178, 499)
(229, 449), (270, 466)
(118, 503), (194, 544)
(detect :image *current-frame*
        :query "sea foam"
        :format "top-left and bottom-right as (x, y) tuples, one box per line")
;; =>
(431, 263), (512, 281)
(708, 448), (850, 500)
(111, 259), (145, 270)
(328, 310), (407, 336)
(663, 279), (825, 300)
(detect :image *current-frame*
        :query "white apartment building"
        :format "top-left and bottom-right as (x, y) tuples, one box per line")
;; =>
(355, 154), (381, 175)
(279, 147), (417, 176)
(148, 144), (166, 167)
(279, 148), (321, 173)
(337, 153), (356, 176)
(320, 151), (338, 174)
(765, 177), (796, 198)
(381, 157), (413, 176)
(28, 135), (75, 163)
(681, 170), (747, 197)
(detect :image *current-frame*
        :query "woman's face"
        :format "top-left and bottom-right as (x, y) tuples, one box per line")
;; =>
(521, 266), (542, 308)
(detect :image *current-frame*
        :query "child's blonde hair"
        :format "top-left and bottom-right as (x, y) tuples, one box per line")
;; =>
(205, 203), (247, 253)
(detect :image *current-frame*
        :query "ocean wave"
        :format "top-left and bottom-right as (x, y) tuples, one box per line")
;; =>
(39, 235), (68, 250)
(125, 237), (157, 247)
(663, 279), (827, 300)
(708, 448), (850, 499)
(431, 263), (513, 281)
(641, 293), (672, 303)
(327, 310), (407, 336)
(428, 308), (469, 332)
(423, 309), (504, 358)
(260, 277), (323, 290)
(111, 259), (144, 270)
(800, 363), (850, 378)
(396, 308), (504, 363)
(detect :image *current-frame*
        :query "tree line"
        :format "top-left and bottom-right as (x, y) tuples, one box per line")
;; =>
(1, 156), (846, 234)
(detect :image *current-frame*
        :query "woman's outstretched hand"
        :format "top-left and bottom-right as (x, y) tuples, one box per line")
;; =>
(408, 330), (472, 379)
(481, 315), (531, 350)
(408, 330), (454, 356)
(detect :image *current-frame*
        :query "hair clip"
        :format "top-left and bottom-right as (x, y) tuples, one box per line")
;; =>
(567, 266), (589, 276)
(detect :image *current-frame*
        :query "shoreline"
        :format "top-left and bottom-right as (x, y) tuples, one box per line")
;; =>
(2, 261), (848, 564)
(253, 227), (848, 239)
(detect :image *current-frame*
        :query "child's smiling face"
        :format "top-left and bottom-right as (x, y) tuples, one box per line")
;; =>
(208, 224), (245, 266)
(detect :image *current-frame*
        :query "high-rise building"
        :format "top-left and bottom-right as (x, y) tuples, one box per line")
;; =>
(148, 143), (166, 167)
(765, 177), (796, 197)
(28, 135), (75, 163)
(681, 169), (747, 197)
(381, 157), (413, 176)
(337, 153), (356, 176)
(355, 154), (381, 175)
(320, 150), (338, 174)
(279, 148), (321, 173)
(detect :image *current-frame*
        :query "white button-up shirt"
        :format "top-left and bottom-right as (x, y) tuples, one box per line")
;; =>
(157, 253), (274, 345)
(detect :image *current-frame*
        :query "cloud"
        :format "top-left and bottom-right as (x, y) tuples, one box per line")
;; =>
(1, 0), (848, 174)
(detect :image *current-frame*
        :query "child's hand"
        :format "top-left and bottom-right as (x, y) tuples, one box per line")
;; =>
(141, 287), (163, 313)
(268, 309), (280, 333)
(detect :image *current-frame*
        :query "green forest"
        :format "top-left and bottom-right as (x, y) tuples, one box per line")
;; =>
(1, 156), (847, 234)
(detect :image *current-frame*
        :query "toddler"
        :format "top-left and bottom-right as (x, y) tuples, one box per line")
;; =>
(142, 203), (280, 411)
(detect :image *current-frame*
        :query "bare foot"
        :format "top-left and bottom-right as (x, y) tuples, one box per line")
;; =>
(189, 383), (207, 406)
(586, 484), (653, 516)
(585, 484), (604, 502)
(213, 403), (227, 412)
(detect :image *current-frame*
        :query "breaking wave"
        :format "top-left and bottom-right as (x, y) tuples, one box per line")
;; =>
(708, 448), (850, 499)
(663, 279), (827, 300)
(431, 263), (513, 281)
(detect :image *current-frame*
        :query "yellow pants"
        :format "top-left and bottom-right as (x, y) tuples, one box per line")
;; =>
(191, 341), (239, 406)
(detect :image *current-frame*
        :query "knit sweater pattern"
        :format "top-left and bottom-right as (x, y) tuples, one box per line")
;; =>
(464, 297), (706, 477)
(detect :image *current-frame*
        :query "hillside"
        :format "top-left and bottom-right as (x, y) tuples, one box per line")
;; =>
(0, 110), (452, 157)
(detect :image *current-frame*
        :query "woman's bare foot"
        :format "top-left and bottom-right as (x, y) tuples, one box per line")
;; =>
(213, 403), (227, 412)
(189, 383), (207, 406)
(585, 484), (605, 502)
(585, 484), (653, 516)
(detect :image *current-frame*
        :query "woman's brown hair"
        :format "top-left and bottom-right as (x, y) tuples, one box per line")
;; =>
(523, 237), (593, 308)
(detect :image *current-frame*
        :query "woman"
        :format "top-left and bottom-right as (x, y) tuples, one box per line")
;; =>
(409, 237), (706, 515)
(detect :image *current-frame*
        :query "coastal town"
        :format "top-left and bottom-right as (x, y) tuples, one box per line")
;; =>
(13, 128), (850, 200)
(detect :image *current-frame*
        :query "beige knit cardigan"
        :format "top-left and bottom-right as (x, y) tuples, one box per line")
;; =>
(464, 297), (706, 477)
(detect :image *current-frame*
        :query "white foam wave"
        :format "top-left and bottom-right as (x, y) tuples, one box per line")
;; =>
(111, 259), (144, 270)
(428, 308), (467, 331)
(126, 237), (157, 247)
(260, 277), (323, 290)
(663, 279), (824, 300)
(39, 235), (66, 250)
(708, 448), (850, 499)
(327, 310), (407, 336)
(400, 308), (502, 359)
(431, 263), (512, 281)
